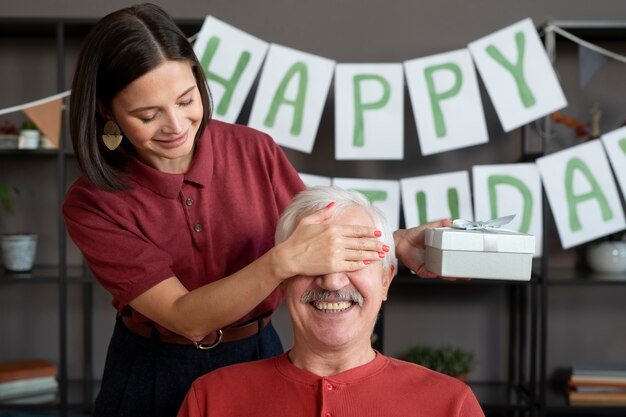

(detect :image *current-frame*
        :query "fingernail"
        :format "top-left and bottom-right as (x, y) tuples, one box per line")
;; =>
(363, 260), (371, 265)
(378, 252), (386, 259)
(382, 244), (390, 252)
(374, 230), (382, 237)
(325, 202), (335, 209)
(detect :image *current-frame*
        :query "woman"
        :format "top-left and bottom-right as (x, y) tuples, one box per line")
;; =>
(63, 4), (448, 416)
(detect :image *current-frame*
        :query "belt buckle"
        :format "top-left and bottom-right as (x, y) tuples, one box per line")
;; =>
(193, 329), (223, 350)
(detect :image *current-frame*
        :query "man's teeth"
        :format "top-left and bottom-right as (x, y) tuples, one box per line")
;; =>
(313, 301), (352, 312)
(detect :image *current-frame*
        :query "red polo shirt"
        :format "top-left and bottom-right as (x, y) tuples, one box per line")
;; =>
(178, 352), (485, 417)
(63, 120), (305, 331)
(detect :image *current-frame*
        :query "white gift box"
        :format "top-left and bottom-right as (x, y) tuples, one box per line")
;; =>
(424, 227), (535, 281)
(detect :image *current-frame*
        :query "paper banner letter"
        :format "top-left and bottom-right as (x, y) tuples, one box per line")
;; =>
(193, 16), (269, 123)
(248, 44), (335, 153)
(400, 171), (473, 228)
(579, 44), (609, 89)
(335, 64), (404, 160)
(404, 49), (489, 155)
(601, 126), (626, 201)
(468, 18), (567, 132)
(537, 140), (626, 249)
(298, 173), (332, 188)
(472, 163), (543, 256)
(332, 178), (401, 230)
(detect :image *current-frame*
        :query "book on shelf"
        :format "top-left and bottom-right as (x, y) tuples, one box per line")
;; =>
(0, 359), (57, 383)
(1, 391), (57, 405)
(569, 375), (626, 386)
(0, 360), (58, 404)
(569, 390), (626, 406)
(0, 376), (58, 398)
(571, 363), (626, 378)
(569, 363), (626, 386)
(569, 381), (626, 393)
(568, 363), (626, 406)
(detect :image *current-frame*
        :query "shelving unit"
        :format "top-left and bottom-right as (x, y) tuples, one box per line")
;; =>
(537, 20), (626, 417)
(0, 18), (206, 416)
(1, 16), (624, 417)
(385, 272), (538, 416)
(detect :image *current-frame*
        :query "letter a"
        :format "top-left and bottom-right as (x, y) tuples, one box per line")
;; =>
(264, 62), (308, 136)
(564, 157), (613, 232)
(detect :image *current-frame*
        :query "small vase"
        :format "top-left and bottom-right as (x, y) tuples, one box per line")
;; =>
(585, 241), (626, 276)
(1, 233), (38, 272)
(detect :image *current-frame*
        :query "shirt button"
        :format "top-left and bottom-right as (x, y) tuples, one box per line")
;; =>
(194, 224), (203, 232)
(325, 383), (333, 390)
(186, 198), (194, 206)
(325, 413), (332, 417)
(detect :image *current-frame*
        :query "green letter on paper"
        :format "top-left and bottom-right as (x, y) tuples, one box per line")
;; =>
(200, 36), (251, 116)
(564, 157), (613, 232)
(356, 189), (388, 204)
(619, 137), (626, 154)
(486, 31), (536, 108)
(416, 188), (459, 225)
(424, 63), (463, 138)
(353, 74), (391, 147)
(264, 62), (309, 136)
(487, 175), (533, 233)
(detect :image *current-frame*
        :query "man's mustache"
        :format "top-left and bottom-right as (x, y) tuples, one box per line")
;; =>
(300, 289), (364, 307)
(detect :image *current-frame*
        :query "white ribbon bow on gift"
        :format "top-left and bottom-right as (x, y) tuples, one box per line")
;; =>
(452, 214), (516, 231)
(450, 215), (517, 252)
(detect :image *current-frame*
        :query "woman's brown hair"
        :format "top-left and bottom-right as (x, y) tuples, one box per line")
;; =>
(70, 3), (212, 191)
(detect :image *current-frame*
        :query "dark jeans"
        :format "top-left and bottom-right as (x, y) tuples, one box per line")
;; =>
(93, 315), (283, 417)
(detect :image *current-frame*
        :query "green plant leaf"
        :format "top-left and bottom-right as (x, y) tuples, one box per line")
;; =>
(401, 345), (475, 377)
(0, 185), (19, 216)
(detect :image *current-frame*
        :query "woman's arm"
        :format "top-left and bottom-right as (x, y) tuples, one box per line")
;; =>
(130, 204), (387, 341)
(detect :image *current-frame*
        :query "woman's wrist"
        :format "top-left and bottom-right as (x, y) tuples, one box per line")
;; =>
(264, 243), (294, 284)
(393, 228), (406, 248)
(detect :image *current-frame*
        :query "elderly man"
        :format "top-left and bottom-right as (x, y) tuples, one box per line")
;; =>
(178, 186), (484, 417)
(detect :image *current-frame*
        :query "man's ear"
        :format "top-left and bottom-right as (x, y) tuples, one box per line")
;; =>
(381, 263), (396, 302)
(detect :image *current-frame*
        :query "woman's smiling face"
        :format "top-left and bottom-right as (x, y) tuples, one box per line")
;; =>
(109, 60), (204, 173)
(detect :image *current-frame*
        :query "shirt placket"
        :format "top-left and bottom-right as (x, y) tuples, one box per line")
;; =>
(320, 378), (338, 417)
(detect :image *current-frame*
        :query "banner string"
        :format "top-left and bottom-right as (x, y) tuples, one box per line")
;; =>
(1, 24), (624, 117)
(545, 24), (626, 64)
(0, 32), (200, 118)
(0, 90), (71, 117)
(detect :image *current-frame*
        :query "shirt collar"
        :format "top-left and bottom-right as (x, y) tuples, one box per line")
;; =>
(276, 350), (388, 385)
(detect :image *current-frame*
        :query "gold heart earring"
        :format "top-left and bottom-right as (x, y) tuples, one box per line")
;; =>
(102, 120), (123, 151)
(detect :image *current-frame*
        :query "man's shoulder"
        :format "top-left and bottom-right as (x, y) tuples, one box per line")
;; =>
(384, 356), (469, 389)
(193, 355), (280, 386)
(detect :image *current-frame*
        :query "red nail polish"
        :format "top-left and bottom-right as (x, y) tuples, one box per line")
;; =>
(363, 260), (371, 265)
(374, 230), (382, 237)
(326, 202), (335, 209)
(382, 244), (390, 252)
(379, 252), (386, 258)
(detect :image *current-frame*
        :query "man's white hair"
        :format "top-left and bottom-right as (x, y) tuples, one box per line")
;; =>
(275, 186), (396, 269)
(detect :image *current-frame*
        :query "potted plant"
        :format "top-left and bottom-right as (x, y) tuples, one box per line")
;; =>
(0, 184), (38, 272)
(18, 120), (41, 149)
(401, 345), (476, 381)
